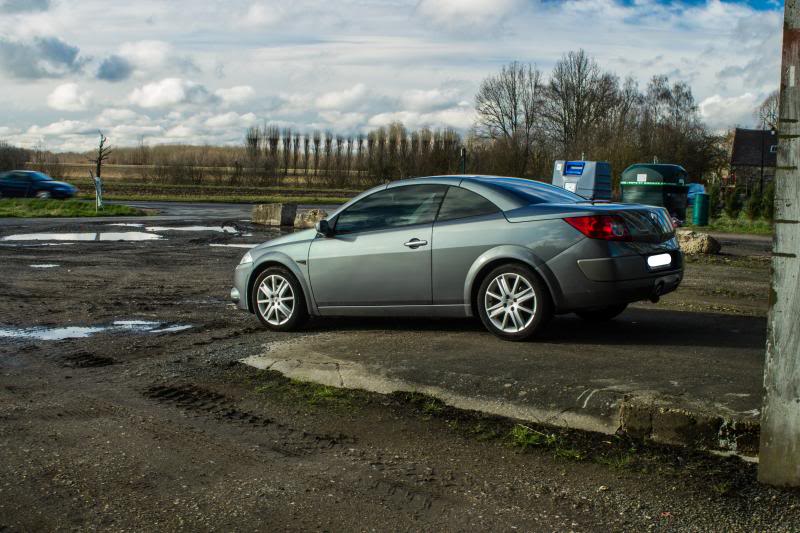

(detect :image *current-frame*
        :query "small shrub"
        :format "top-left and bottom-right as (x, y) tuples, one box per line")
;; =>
(708, 182), (722, 218)
(724, 188), (742, 219)
(507, 424), (557, 449)
(745, 190), (762, 220)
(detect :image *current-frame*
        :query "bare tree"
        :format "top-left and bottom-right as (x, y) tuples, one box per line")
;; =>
(543, 50), (619, 160)
(89, 132), (112, 180)
(756, 90), (779, 130)
(0, 141), (28, 172)
(475, 61), (544, 176)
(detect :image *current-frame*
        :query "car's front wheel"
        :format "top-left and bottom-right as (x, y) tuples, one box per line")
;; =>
(477, 264), (552, 341)
(251, 267), (308, 331)
(35, 190), (51, 199)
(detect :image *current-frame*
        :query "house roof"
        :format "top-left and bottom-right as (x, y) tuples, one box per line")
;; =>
(731, 128), (778, 167)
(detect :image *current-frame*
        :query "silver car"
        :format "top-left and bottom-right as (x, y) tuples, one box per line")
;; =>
(231, 176), (682, 341)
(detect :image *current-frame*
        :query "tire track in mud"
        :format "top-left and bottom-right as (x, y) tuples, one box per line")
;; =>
(142, 384), (349, 456)
(59, 351), (115, 368)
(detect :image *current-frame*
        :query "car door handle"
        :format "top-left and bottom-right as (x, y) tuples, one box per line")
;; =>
(404, 238), (428, 249)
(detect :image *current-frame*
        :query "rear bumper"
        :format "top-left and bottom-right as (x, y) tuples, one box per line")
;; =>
(546, 241), (684, 312)
(576, 249), (683, 282)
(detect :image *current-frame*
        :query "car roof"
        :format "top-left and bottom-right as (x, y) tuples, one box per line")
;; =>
(329, 174), (582, 217)
(408, 175), (582, 211)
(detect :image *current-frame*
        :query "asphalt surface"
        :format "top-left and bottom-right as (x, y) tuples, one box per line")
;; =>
(244, 306), (766, 433)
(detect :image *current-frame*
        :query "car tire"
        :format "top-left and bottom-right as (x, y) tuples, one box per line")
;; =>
(35, 191), (51, 199)
(477, 263), (552, 341)
(575, 304), (628, 321)
(251, 266), (308, 331)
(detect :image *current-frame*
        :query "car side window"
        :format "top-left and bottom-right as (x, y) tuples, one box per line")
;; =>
(335, 184), (447, 234)
(437, 186), (500, 222)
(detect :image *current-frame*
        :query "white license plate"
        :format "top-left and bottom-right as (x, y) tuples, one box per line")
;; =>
(647, 253), (672, 268)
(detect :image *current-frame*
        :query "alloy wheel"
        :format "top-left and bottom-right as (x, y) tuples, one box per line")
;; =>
(256, 274), (295, 326)
(484, 273), (537, 333)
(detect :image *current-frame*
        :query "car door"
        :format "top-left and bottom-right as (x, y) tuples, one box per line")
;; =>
(308, 184), (447, 310)
(431, 186), (505, 305)
(4, 172), (30, 197)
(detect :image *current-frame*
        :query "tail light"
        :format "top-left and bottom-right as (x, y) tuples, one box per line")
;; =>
(564, 215), (632, 241)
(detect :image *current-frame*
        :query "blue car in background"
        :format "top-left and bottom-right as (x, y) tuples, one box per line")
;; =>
(0, 171), (78, 199)
(686, 183), (706, 206)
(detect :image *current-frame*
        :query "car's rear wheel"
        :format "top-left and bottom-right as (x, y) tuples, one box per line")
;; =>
(35, 191), (51, 199)
(575, 303), (628, 321)
(477, 264), (552, 341)
(251, 267), (308, 331)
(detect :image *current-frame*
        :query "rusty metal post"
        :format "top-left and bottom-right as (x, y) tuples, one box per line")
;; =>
(759, 0), (800, 486)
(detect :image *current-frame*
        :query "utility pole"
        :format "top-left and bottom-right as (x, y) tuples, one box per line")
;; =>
(759, 0), (800, 486)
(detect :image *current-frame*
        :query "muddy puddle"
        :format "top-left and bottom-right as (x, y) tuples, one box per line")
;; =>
(0, 320), (192, 341)
(1, 232), (163, 242)
(143, 225), (240, 233)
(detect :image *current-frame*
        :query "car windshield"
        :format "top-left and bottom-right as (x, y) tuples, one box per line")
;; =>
(31, 173), (53, 181)
(484, 178), (586, 205)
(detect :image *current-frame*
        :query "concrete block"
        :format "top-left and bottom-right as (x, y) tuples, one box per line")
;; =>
(252, 203), (297, 226)
(294, 208), (328, 229)
(651, 407), (722, 448)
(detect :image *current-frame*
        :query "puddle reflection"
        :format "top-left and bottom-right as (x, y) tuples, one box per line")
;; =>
(0, 320), (192, 341)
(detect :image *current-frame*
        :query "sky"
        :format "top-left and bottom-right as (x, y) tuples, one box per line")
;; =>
(0, 0), (784, 152)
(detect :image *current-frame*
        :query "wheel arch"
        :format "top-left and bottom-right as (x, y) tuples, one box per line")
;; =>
(464, 246), (563, 317)
(246, 253), (316, 315)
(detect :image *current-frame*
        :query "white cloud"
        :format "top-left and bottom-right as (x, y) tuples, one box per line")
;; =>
(205, 111), (257, 128)
(240, 2), (286, 28)
(416, 0), (522, 29)
(118, 40), (172, 69)
(368, 104), (474, 131)
(215, 85), (256, 105)
(315, 83), (367, 110)
(699, 92), (761, 130)
(46, 82), (91, 111)
(401, 88), (465, 112)
(165, 124), (195, 138)
(27, 119), (89, 136)
(129, 78), (216, 108)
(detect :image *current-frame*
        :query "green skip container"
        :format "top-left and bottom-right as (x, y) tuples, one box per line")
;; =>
(692, 193), (710, 226)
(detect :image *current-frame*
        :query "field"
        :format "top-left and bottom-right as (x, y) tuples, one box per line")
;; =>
(62, 172), (356, 205)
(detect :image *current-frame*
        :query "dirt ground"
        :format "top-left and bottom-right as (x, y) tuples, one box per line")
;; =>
(0, 219), (796, 532)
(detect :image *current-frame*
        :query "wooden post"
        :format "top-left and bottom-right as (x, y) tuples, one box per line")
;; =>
(759, 0), (800, 486)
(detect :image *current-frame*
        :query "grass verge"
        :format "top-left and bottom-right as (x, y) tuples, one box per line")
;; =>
(687, 213), (773, 235)
(0, 198), (147, 218)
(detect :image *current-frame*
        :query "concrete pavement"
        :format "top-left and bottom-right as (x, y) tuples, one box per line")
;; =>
(244, 306), (766, 456)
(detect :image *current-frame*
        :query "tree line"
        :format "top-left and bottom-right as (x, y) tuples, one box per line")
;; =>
(1, 49), (776, 197)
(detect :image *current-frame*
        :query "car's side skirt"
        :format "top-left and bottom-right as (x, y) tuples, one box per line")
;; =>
(316, 304), (471, 318)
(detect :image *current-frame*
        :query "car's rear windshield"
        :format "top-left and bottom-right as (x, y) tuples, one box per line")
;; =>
(482, 178), (585, 205)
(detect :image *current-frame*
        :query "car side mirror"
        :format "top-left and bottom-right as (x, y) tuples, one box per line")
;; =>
(315, 219), (334, 237)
